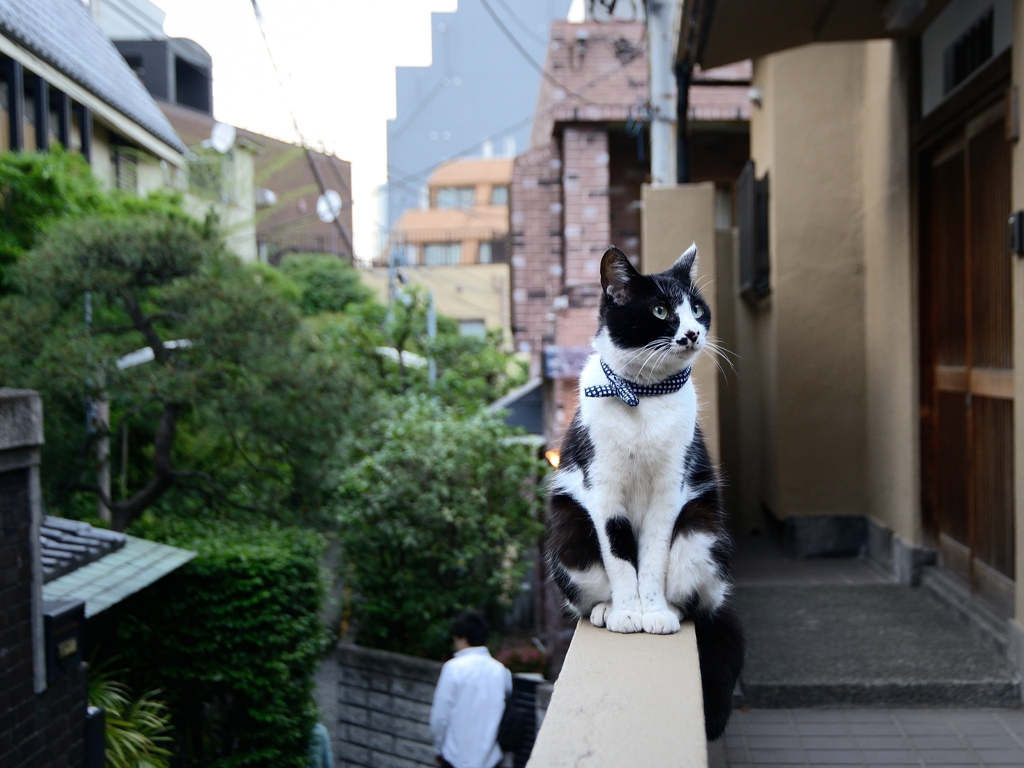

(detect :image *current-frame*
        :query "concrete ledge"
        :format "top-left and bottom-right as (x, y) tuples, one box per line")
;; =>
(527, 619), (707, 768)
(865, 517), (935, 585)
(782, 515), (867, 558)
(0, 389), (43, 453)
(1010, 620), (1024, 677)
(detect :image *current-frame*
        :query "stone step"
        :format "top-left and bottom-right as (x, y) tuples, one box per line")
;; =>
(732, 584), (1021, 709)
(920, 565), (1010, 656)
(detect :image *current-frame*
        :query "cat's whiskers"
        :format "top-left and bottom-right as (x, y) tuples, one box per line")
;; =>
(635, 340), (676, 382)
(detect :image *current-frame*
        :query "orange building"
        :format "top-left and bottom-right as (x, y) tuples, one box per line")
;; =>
(390, 157), (512, 267)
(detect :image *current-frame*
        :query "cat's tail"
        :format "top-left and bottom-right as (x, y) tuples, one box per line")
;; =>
(693, 601), (745, 741)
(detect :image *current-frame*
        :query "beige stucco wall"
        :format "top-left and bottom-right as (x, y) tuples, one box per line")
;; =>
(183, 148), (258, 263)
(1012, 0), (1024, 625)
(641, 182), (720, 464)
(361, 263), (512, 346)
(750, 43), (870, 520)
(861, 40), (919, 544)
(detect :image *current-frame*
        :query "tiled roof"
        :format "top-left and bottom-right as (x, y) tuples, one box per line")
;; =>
(41, 516), (126, 582)
(0, 0), (185, 153)
(41, 517), (195, 617)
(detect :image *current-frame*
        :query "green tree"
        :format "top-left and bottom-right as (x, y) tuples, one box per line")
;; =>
(333, 396), (544, 658)
(0, 208), (365, 530)
(0, 147), (108, 293)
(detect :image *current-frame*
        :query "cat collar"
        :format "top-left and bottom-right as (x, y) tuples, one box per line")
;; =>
(584, 358), (692, 407)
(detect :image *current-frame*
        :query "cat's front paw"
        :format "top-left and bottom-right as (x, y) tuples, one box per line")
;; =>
(642, 609), (681, 635)
(590, 601), (613, 628)
(605, 610), (644, 633)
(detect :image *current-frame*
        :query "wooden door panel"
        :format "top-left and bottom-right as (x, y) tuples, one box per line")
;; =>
(921, 95), (1015, 589)
(936, 391), (969, 547)
(973, 396), (1014, 578)
(930, 154), (967, 368)
(968, 121), (1012, 370)
(934, 366), (1013, 399)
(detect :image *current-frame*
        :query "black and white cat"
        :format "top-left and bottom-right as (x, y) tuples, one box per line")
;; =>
(545, 244), (744, 740)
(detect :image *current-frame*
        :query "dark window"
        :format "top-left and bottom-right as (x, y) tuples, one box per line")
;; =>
(737, 161), (769, 302)
(124, 55), (145, 79)
(436, 187), (474, 209)
(175, 57), (211, 114)
(112, 146), (138, 193)
(943, 8), (994, 95)
(424, 242), (461, 265)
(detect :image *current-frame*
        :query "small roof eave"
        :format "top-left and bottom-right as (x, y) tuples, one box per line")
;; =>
(680, 0), (949, 70)
(43, 534), (195, 618)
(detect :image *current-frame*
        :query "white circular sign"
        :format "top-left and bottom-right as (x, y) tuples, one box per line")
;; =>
(316, 190), (343, 222)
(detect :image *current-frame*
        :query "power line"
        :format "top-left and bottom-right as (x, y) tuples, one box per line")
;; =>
(385, 40), (645, 194)
(248, 0), (353, 255)
(490, 0), (549, 46)
(477, 0), (570, 93)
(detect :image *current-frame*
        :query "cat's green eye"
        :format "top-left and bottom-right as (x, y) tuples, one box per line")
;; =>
(653, 305), (668, 320)
(692, 303), (704, 319)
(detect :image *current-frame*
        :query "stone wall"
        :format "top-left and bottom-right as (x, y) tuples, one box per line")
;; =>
(0, 389), (87, 768)
(333, 644), (441, 768)
(323, 643), (544, 768)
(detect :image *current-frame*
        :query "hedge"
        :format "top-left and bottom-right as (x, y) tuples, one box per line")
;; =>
(117, 517), (328, 768)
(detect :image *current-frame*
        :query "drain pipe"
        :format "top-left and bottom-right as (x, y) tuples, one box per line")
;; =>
(647, 0), (677, 186)
(674, 60), (691, 184)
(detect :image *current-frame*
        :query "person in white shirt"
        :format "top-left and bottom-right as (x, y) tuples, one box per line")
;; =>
(429, 611), (512, 768)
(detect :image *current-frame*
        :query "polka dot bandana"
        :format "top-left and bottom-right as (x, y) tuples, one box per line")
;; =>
(584, 358), (692, 407)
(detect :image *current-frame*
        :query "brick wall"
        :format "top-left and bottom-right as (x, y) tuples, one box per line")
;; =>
(0, 389), (86, 768)
(511, 144), (564, 378)
(561, 128), (609, 293)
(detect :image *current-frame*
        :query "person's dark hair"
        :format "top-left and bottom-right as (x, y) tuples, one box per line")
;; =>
(450, 611), (488, 647)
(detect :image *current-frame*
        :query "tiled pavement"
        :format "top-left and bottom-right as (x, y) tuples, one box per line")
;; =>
(724, 708), (1024, 767)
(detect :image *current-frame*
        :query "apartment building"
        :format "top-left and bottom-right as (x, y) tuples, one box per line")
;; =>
(364, 157), (513, 340)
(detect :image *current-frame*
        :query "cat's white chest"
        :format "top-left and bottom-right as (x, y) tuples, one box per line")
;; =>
(576, 355), (696, 516)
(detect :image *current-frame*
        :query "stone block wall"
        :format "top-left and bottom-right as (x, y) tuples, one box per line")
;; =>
(333, 644), (442, 768)
(326, 644), (544, 768)
(0, 389), (86, 768)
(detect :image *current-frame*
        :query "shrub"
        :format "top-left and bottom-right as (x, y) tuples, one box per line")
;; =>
(334, 396), (544, 659)
(116, 517), (328, 768)
(87, 665), (174, 768)
(496, 646), (549, 677)
(277, 252), (373, 315)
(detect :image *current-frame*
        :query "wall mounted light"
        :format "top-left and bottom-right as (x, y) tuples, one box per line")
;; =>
(1010, 211), (1024, 256)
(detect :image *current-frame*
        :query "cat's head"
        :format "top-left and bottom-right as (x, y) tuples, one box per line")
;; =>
(594, 244), (710, 380)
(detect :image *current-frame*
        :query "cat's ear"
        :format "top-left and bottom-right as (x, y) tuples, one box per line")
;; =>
(669, 243), (699, 283)
(601, 246), (640, 305)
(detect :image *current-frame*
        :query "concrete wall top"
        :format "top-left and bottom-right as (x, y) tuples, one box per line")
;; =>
(528, 619), (707, 767)
(0, 389), (43, 452)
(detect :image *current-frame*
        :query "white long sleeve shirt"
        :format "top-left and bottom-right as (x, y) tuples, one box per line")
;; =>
(429, 646), (512, 768)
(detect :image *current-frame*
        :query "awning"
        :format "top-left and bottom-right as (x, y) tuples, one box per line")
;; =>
(679, 0), (952, 70)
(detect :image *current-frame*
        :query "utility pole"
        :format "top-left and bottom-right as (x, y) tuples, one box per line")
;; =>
(427, 290), (437, 385)
(84, 291), (111, 523)
(647, 0), (677, 187)
(95, 380), (110, 524)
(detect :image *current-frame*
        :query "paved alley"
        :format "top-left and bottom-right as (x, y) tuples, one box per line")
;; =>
(722, 536), (1023, 767)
